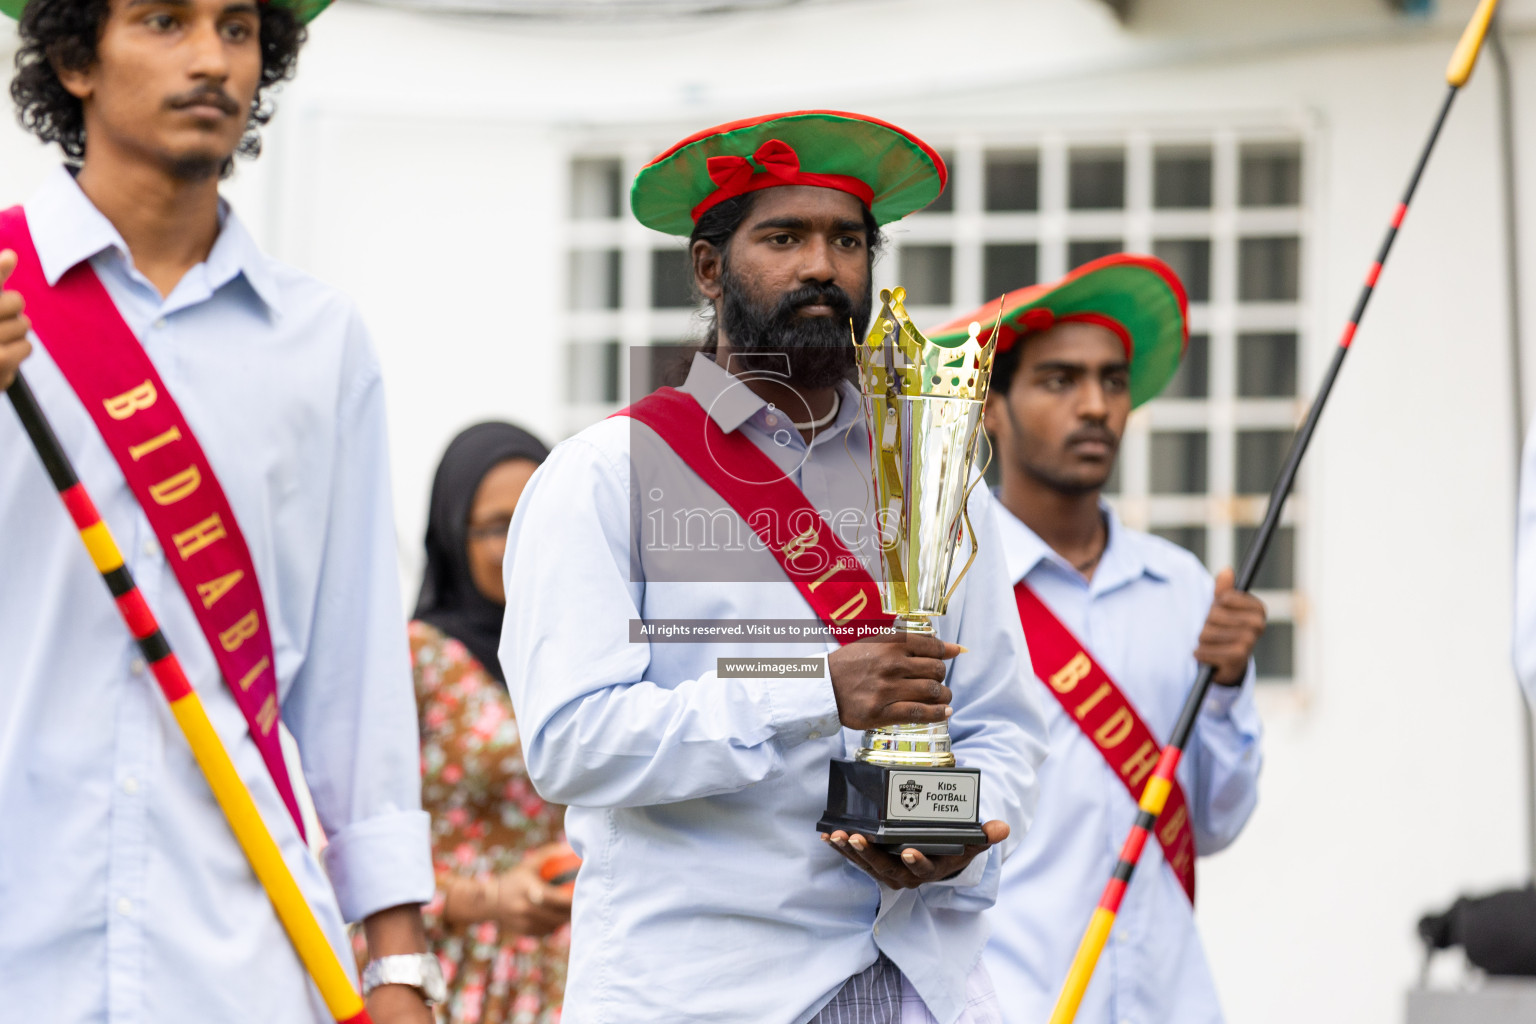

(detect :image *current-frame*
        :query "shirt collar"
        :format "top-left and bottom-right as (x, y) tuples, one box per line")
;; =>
(995, 494), (1175, 592)
(25, 165), (283, 316)
(680, 351), (766, 432)
(679, 351), (864, 443)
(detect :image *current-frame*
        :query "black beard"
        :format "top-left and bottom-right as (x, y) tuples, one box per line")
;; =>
(165, 152), (224, 183)
(717, 266), (870, 389)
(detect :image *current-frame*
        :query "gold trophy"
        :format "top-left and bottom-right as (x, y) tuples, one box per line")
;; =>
(817, 288), (999, 855)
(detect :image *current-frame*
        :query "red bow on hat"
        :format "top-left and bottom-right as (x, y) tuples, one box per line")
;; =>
(691, 138), (875, 222)
(706, 139), (802, 191)
(992, 305), (1132, 359)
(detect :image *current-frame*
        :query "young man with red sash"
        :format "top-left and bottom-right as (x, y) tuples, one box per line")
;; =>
(498, 111), (1049, 1024)
(0, 1), (441, 1020)
(926, 258), (1266, 1024)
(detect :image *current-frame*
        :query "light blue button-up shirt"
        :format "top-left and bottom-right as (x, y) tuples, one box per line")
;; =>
(0, 168), (433, 1023)
(500, 353), (1049, 1024)
(983, 503), (1263, 1024)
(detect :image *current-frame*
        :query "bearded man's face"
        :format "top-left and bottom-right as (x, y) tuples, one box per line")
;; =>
(706, 186), (874, 388)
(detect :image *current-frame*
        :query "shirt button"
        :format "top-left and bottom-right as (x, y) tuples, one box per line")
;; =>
(808, 731), (822, 740)
(122, 777), (140, 795)
(153, 317), (167, 329)
(143, 540), (159, 559)
(765, 415), (778, 427)
(873, 924), (881, 936)
(116, 898), (133, 916)
(129, 658), (146, 677)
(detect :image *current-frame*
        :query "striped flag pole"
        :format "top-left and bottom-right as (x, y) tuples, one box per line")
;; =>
(1046, 1), (1503, 1020)
(5, 372), (373, 1024)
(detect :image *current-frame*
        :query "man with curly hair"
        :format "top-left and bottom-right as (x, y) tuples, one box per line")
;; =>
(0, 1), (441, 1020)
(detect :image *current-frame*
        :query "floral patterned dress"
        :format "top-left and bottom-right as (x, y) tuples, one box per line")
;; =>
(376, 620), (569, 1023)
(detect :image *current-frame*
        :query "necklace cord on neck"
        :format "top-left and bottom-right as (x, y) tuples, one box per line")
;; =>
(791, 392), (841, 431)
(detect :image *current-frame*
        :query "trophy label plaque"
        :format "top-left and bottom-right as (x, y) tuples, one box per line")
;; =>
(817, 760), (986, 855)
(885, 771), (979, 823)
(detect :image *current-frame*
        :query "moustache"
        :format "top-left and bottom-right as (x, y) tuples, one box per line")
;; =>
(166, 86), (240, 116)
(773, 283), (855, 321)
(1065, 425), (1118, 449)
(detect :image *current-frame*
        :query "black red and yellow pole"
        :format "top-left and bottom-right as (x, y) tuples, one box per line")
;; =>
(5, 372), (373, 1024)
(1047, 1), (1504, 1020)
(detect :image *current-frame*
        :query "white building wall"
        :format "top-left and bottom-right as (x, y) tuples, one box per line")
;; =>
(5, 2), (1536, 1022)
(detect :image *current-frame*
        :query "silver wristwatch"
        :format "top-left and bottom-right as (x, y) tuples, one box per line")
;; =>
(361, 953), (448, 1006)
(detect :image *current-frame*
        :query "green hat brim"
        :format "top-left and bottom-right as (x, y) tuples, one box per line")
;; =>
(929, 254), (1190, 409)
(1, 0), (331, 22)
(631, 110), (946, 237)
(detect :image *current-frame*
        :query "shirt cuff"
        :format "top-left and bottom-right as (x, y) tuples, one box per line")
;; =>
(761, 655), (841, 749)
(926, 845), (991, 891)
(322, 809), (434, 923)
(1201, 677), (1247, 718)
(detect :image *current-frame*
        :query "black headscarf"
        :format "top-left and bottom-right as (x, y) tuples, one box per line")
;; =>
(414, 422), (549, 682)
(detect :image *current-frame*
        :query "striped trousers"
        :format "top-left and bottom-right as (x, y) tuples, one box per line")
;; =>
(810, 954), (1002, 1024)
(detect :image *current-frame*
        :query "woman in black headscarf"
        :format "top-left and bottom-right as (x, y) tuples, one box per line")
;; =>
(403, 422), (572, 1024)
(415, 422), (550, 681)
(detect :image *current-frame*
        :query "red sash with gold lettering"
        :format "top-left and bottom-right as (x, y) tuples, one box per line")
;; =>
(1014, 581), (1194, 902)
(618, 387), (893, 643)
(0, 206), (307, 840)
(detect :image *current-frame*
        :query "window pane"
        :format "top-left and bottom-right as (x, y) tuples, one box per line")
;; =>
(1238, 237), (1300, 302)
(898, 245), (953, 305)
(1235, 525), (1295, 590)
(1152, 525), (1208, 565)
(985, 150), (1040, 212)
(1162, 333), (1209, 399)
(568, 249), (622, 310)
(1154, 146), (1213, 209)
(1236, 429), (1294, 494)
(566, 340), (621, 404)
(571, 158), (622, 219)
(1254, 620), (1295, 679)
(1068, 239), (1122, 270)
(1240, 143), (1302, 207)
(1153, 238), (1211, 303)
(926, 150), (955, 213)
(1069, 148), (1125, 210)
(1150, 431), (1208, 494)
(983, 244), (1038, 303)
(650, 249), (694, 309)
(1237, 332), (1299, 397)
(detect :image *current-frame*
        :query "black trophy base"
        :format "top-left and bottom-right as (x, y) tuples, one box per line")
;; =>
(817, 757), (986, 857)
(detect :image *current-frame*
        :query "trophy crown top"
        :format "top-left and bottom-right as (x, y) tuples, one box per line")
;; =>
(856, 290), (1001, 401)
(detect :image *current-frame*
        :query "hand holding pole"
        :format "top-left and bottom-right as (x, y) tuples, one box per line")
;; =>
(1047, 2), (1503, 1020)
(5, 372), (373, 1024)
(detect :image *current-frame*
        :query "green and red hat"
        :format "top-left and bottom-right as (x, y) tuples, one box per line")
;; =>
(631, 110), (947, 237)
(929, 253), (1190, 409)
(0, 0), (331, 21)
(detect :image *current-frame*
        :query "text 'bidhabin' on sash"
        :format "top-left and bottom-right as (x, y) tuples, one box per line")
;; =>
(629, 619), (901, 643)
(0, 207), (307, 840)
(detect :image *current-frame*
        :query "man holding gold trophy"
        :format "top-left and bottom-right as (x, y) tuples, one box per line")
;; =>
(501, 111), (1047, 1023)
